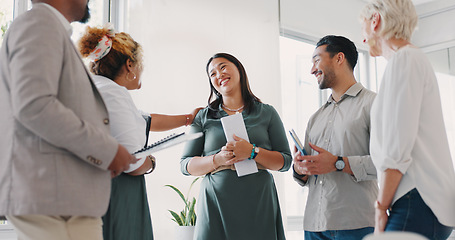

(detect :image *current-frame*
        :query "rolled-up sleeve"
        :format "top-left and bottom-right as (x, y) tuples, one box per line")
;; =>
(348, 155), (377, 182)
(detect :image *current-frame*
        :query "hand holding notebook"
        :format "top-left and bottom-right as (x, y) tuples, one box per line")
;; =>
(220, 113), (258, 177)
(289, 129), (307, 155)
(133, 132), (203, 159)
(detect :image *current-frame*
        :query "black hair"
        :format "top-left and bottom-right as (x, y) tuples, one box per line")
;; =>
(205, 53), (261, 118)
(316, 35), (358, 70)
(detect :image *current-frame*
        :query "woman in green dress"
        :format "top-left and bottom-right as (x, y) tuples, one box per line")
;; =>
(181, 53), (292, 240)
(78, 25), (201, 240)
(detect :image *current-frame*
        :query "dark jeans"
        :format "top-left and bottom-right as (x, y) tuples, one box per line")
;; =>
(304, 227), (374, 240)
(386, 188), (453, 240)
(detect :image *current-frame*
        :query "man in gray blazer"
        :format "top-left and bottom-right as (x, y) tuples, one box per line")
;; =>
(0, 0), (136, 239)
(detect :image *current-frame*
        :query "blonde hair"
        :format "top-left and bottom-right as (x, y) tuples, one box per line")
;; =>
(78, 26), (143, 80)
(360, 0), (418, 41)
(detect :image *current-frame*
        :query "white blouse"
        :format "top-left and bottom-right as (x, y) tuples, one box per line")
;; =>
(93, 75), (147, 173)
(370, 46), (455, 227)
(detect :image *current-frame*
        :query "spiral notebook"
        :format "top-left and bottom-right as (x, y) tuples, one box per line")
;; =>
(133, 132), (203, 159)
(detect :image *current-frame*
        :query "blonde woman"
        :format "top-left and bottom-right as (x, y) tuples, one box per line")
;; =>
(78, 25), (201, 240)
(360, 0), (455, 238)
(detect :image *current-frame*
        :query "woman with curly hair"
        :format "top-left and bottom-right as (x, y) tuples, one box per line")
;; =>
(78, 25), (201, 240)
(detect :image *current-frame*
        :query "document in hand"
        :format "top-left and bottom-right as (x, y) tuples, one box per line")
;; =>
(133, 132), (203, 159)
(220, 113), (258, 177)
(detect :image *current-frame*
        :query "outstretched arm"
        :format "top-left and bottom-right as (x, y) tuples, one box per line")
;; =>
(149, 107), (203, 131)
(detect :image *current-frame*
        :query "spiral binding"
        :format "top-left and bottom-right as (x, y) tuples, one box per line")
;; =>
(133, 132), (185, 155)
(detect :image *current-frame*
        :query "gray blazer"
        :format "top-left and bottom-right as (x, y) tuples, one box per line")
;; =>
(0, 4), (119, 217)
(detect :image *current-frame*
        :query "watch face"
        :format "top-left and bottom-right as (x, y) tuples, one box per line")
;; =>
(336, 160), (345, 170)
(255, 147), (260, 153)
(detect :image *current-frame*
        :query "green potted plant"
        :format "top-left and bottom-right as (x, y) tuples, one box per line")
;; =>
(165, 177), (199, 240)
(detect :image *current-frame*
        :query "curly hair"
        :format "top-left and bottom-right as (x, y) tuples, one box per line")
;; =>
(77, 26), (143, 80)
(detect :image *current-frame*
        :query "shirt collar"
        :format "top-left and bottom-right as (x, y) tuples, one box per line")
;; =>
(34, 3), (73, 36)
(325, 82), (364, 105)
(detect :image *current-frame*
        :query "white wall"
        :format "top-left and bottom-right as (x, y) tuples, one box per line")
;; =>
(280, 0), (455, 51)
(124, 0), (282, 239)
(280, 0), (366, 49)
(413, 0), (455, 51)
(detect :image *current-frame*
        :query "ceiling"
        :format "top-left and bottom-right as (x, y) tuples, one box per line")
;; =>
(359, 0), (455, 17)
(360, 0), (438, 6)
(412, 0), (438, 5)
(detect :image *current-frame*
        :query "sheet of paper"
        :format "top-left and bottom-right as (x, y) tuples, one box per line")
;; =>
(220, 113), (258, 177)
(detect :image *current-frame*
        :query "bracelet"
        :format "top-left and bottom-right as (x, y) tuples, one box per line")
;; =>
(211, 154), (217, 171)
(185, 114), (191, 126)
(249, 144), (256, 159)
(144, 155), (156, 174)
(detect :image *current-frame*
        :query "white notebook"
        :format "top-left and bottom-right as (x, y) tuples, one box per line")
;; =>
(220, 113), (258, 177)
(133, 132), (203, 159)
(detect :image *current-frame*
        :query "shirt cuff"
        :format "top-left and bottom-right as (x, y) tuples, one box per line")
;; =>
(347, 156), (378, 182)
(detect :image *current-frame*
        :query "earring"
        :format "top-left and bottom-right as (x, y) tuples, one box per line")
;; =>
(126, 72), (137, 82)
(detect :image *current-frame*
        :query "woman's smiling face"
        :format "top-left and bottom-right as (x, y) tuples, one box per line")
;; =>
(207, 57), (241, 96)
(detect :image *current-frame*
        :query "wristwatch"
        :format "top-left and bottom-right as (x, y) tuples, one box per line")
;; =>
(252, 145), (260, 159)
(335, 156), (345, 171)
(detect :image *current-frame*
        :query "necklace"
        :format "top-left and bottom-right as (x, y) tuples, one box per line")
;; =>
(222, 104), (244, 113)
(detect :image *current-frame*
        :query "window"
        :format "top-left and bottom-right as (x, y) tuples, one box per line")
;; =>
(436, 72), (455, 167)
(0, 1), (18, 234)
(0, 0), (111, 46)
(427, 48), (455, 167)
(70, 0), (107, 43)
(0, 0), (15, 45)
(279, 36), (319, 240)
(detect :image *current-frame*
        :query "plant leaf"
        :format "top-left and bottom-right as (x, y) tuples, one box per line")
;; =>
(168, 210), (183, 226)
(180, 210), (186, 220)
(186, 177), (200, 201)
(185, 197), (197, 226)
(164, 177), (200, 226)
(189, 177), (200, 189)
(165, 184), (187, 206)
(192, 214), (197, 226)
